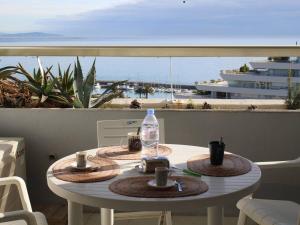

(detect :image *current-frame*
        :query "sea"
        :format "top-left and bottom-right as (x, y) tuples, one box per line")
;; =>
(0, 36), (299, 99)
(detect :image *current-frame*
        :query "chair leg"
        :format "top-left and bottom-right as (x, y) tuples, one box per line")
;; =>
(237, 211), (248, 225)
(165, 211), (172, 225)
(157, 211), (172, 225)
(158, 211), (166, 225)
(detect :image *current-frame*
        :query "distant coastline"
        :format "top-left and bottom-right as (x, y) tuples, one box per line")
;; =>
(0, 32), (81, 42)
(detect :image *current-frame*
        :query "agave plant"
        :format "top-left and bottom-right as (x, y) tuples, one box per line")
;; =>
(57, 64), (74, 95)
(71, 57), (95, 108)
(15, 58), (72, 107)
(16, 63), (52, 102)
(68, 57), (126, 108)
(0, 57), (126, 108)
(48, 64), (74, 105)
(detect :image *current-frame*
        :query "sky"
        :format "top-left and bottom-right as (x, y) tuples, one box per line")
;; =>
(0, 0), (300, 38)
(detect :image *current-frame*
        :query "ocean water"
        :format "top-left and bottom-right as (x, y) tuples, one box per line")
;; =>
(0, 37), (298, 99)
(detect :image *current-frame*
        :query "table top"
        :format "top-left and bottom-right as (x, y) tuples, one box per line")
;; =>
(47, 144), (261, 211)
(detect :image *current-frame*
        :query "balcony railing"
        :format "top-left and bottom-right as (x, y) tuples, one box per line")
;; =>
(0, 45), (300, 57)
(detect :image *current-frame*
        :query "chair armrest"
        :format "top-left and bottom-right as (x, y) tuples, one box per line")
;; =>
(0, 176), (32, 211)
(0, 210), (38, 225)
(255, 157), (300, 169)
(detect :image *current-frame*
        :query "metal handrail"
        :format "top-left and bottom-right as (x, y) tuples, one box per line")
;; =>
(0, 46), (300, 57)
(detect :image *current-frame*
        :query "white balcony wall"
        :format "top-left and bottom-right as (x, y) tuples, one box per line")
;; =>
(0, 108), (299, 215)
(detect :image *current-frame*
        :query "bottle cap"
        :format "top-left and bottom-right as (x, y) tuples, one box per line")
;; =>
(147, 108), (155, 115)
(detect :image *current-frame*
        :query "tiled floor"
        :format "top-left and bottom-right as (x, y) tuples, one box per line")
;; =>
(33, 204), (240, 225)
(84, 213), (238, 225)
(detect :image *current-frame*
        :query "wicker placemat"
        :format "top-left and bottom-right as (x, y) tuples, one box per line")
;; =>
(187, 154), (251, 177)
(52, 157), (120, 183)
(97, 145), (172, 160)
(109, 176), (208, 198)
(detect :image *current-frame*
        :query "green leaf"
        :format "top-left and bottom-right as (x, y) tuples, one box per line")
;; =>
(0, 66), (18, 79)
(23, 82), (42, 96)
(44, 79), (55, 95)
(63, 64), (73, 93)
(73, 57), (84, 102)
(101, 80), (127, 96)
(48, 95), (73, 107)
(73, 97), (84, 108)
(58, 64), (63, 81)
(82, 59), (96, 108)
(16, 63), (40, 86)
(0, 66), (18, 72)
(182, 169), (202, 177)
(42, 66), (53, 90)
(90, 91), (122, 108)
(49, 71), (73, 103)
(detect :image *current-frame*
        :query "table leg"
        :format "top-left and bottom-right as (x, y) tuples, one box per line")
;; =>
(68, 200), (83, 225)
(207, 206), (223, 225)
(101, 208), (114, 225)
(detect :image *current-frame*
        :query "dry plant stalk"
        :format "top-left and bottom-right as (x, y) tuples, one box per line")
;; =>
(0, 80), (33, 107)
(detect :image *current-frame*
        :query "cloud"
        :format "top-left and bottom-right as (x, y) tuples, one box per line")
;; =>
(39, 0), (300, 38)
(0, 0), (143, 32)
(2, 0), (300, 37)
(0, 0), (142, 16)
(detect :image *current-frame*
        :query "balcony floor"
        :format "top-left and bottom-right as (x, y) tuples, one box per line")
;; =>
(34, 203), (239, 225)
(83, 214), (239, 225)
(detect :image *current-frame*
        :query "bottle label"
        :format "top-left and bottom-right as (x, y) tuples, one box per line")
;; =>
(149, 130), (157, 139)
(142, 129), (158, 140)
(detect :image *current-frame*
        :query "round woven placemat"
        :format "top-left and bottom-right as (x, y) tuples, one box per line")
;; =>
(97, 145), (172, 160)
(52, 157), (120, 183)
(109, 176), (208, 198)
(187, 154), (251, 177)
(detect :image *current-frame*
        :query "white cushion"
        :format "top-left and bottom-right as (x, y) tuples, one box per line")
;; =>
(237, 198), (300, 225)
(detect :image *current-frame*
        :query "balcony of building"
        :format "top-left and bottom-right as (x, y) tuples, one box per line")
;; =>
(0, 45), (299, 225)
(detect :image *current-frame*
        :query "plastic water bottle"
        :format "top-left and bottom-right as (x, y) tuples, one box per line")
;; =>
(140, 109), (159, 159)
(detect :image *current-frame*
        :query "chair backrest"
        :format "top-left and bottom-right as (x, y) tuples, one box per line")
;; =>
(256, 157), (300, 169)
(97, 119), (165, 147)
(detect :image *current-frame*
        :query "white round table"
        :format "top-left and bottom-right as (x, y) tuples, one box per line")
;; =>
(47, 144), (261, 225)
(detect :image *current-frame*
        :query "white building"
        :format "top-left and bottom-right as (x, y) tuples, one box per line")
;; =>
(196, 57), (300, 99)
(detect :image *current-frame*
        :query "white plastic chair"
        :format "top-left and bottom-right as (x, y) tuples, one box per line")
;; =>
(0, 176), (47, 225)
(97, 119), (165, 147)
(237, 157), (300, 225)
(97, 119), (172, 225)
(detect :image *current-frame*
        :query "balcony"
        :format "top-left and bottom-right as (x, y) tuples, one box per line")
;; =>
(221, 70), (300, 83)
(250, 60), (300, 70)
(0, 45), (300, 225)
